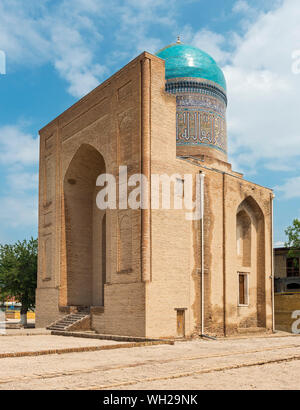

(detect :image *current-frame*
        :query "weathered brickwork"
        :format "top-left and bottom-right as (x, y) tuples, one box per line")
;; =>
(275, 293), (300, 333)
(36, 52), (273, 337)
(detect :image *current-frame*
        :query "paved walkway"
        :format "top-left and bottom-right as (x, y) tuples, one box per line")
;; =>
(1, 328), (50, 337)
(0, 335), (124, 355)
(0, 334), (300, 389)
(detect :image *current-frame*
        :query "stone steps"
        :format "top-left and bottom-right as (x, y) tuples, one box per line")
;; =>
(47, 311), (90, 331)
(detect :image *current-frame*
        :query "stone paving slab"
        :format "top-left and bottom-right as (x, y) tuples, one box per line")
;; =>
(113, 359), (300, 390)
(0, 335), (123, 355)
(1, 328), (51, 337)
(0, 334), (173, 359)
(1, 335), (300, 389)
(51, 330), (174, 343)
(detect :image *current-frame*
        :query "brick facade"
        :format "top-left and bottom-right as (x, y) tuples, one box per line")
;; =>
(36, 52), (273, 337)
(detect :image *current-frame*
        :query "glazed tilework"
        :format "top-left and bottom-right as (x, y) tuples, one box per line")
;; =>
(156, 43), (226, 91)
(166, 77), (227, 104)
(157, 42), (228, 155)
(177, 94), (226, 116)
(176, 94), (227, 154)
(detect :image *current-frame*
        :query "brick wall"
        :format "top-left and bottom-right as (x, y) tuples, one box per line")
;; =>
(36, 52), (273, 337)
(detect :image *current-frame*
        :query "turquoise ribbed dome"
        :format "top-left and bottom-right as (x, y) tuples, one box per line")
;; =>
(156, 43), (226, 91)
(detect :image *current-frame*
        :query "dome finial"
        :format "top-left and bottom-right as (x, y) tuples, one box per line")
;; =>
(176, 35), (181, 44)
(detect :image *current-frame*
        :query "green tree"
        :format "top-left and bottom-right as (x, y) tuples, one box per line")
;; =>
(285, 219), (300, 263)
(0, 238), (37, 324)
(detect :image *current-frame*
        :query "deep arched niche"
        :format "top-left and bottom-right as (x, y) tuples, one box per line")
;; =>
(64, 144), (106, 307)
(236, 210), (252, 268)
(236, 196), (266, 327)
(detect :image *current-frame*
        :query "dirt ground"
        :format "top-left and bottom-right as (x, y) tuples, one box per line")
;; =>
(0, 333), (300, 390)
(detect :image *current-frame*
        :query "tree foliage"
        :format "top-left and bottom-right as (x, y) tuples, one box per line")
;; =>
(285, 218), (300, 261)
(0, 238), (38, 314)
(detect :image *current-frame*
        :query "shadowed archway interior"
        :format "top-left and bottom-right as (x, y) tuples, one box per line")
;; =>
(236, 196), (266, 328)
(64, 144), (106, 307)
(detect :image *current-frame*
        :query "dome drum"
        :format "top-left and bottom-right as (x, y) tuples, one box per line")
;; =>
(165, 77), (227, 106)
(156, 42), (228, 162)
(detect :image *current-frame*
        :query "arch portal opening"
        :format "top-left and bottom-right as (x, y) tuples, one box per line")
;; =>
(236, 196), (266, 328)
(64, 144), (106, 307)
(236, 210), (251, 268)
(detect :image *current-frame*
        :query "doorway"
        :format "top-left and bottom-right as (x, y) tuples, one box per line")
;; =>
(176, 309), (186, 337)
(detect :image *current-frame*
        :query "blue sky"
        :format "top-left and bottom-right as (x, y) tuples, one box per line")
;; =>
(0, 0), (299, 245)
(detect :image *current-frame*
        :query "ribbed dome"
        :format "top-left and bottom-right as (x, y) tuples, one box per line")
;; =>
(156, 43), (226, 91)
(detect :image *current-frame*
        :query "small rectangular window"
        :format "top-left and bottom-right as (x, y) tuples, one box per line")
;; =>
(286, 258), (299, 277)
(238, 273), (248, 306)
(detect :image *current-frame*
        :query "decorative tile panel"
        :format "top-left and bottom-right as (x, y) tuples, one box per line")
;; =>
(176, 94), (227, 154)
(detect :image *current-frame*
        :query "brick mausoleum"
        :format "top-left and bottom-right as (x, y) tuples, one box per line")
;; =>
(36, 39), (274, 338)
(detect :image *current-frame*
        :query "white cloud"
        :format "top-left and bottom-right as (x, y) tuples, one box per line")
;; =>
(0, 0), (107, 98)
(190, 29), (231, 65)
(148, 0), (298, 185)
(177, 1), (300, 176)
(232, 0), (284, 27)
(0, 0), (180, 241)
(0, 1), (51, 66)
(0, 125), (39, 166)
(6, 172), (38, 193)
(180, 1), (300, 176)
(0, 195), (38, 229)
(223, 0), (300, 173)
(233, 0), (252, 14)
(50, 23), (106, 97)
(114, 0), (177, 58)
(0, 0), (299, 238)
(0, 124), (38, 233)
(275, 176), (300, 199)
(0, 0), (178, 98)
